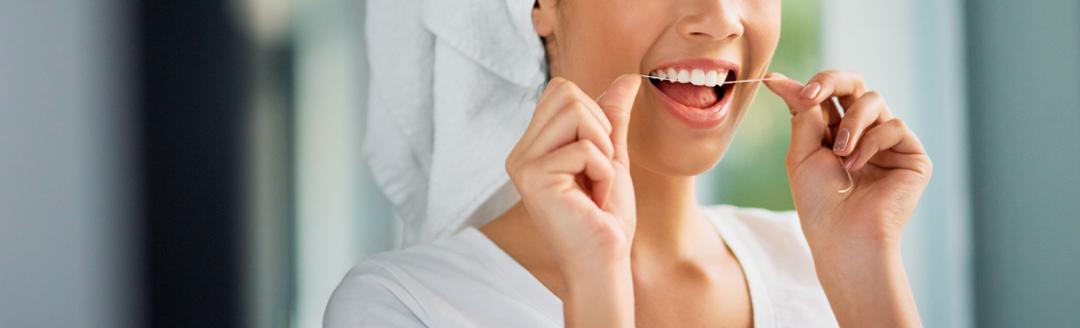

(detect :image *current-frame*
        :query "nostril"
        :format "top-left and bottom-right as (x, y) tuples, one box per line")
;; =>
(689, 31), (713, 40)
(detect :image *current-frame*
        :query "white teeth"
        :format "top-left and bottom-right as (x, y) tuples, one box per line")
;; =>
(651, 68), (731, 85)
(704, 70), (719, 87)
(676, 70), (690, 83)
(690, 69), (706, 85)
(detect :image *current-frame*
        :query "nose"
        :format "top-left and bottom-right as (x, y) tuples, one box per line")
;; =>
(675, 0), (744, 42)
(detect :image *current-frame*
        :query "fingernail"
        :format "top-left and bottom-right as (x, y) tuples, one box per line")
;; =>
(800, 82), (821, 99)
(833, 128), (850, 154)
(844, 153), (859, 171)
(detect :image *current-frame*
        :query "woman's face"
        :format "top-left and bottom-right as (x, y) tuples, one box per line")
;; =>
(534, 0), (781, 176)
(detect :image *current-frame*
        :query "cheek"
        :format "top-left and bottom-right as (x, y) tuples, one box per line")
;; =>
(743, 3), (782, 61)
(557, 1), (661, 94)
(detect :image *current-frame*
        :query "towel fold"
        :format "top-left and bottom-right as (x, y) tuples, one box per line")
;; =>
(365, 0), (546, 247)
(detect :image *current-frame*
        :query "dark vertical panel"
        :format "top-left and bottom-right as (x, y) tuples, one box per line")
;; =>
(137, 0), (250, 326)
(0, 1), (137, 327)
(967, 1), (1080, 327)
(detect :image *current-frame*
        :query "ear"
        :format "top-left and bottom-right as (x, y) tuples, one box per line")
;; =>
(532, 0), (557, 38)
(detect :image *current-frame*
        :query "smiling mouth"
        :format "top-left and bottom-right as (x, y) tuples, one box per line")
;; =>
(646, 68), (736, 109)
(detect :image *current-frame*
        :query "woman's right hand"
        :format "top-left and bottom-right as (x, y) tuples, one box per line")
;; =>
(505, 74), (641, 327)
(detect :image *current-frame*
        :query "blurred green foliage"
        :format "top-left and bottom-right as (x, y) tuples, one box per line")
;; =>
(706, 0), (820, 210)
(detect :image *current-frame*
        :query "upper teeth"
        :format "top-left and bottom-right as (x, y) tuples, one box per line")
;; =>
(650, 68), (729, 87)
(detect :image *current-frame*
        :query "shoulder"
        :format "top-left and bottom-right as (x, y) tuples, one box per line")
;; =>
(324, 232), (488, 327)
(704, 204), (815, 277)
(324, 229), (554, 327)
(324, 258), (424, 327)
(705, 204), (809, 255)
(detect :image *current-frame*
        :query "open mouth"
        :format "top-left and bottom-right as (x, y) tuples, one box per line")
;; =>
(646, 67), (737, 109)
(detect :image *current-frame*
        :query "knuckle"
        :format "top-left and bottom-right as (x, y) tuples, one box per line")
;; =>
(556, 79), (579, 93)
(509, 160), (527, 185)
(849, 70), (864, 80)
(811, 71), (834, 83)
(579, 139), (608, 160)
(548, 77), (567, 88)
(571, 101), (592, 119)
(862, 127), (882, 142)
(888, 117), (908, 130)
(863, 90), (882, 101)
(573, 138), (597, 153)
(516, 162), (542, 190)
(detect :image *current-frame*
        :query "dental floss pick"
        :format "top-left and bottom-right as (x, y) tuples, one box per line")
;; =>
(640, 74), (855, 193)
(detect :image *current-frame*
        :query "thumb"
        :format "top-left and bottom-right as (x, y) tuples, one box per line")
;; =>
(596, 74), (641, 164)
(762, 72), (810, 112)
(763, 73), (828, 169)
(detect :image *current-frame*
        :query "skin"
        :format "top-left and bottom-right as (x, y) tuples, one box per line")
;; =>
(482, 0), (931, 327)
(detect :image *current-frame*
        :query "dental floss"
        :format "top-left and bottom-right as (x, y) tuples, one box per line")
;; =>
(640, 74), (783, 85)
(641, 74), (855, 193)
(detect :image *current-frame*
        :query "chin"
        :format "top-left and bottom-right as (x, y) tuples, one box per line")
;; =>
(628, 128), (735, 177)
(627, 89), (755, 178)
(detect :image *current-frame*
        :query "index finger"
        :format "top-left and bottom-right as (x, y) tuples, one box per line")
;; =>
(800, 70), (868, 109)
(523, 78), (611, 143)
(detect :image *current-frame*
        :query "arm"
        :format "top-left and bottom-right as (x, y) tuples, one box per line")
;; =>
(504, 75), (642, 328)
(812, 243), (922, 327)
(765, 70), (930, 327)
(563, 260), (636, 328)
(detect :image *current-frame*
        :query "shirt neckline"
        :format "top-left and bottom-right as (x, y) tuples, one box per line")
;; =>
(704, 206), (777, 328)
(459, 206), (775, 326)
(459, 227), (564, 325)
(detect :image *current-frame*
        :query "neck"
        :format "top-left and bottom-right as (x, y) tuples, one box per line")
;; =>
(628, 164), (714, 262)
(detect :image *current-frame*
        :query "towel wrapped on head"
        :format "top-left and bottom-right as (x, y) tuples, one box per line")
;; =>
(364, 0), (547, 247)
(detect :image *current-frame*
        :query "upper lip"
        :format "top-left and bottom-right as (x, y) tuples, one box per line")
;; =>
(646, 58), (740, 77)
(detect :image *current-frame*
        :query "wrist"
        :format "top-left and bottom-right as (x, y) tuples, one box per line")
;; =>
(808, 236), (901, 264)
(811, 243), (922, 327)
(563, 257), (632, 294)
(563, 259), (635, 328)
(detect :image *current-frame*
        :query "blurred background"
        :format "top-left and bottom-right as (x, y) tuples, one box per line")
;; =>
(1, 0), (1077, 327)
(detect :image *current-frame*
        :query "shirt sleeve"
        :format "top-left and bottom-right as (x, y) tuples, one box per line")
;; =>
(323, 261), (426, 327)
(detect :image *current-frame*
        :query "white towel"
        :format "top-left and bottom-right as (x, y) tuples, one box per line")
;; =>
(364, 0), (546, 247)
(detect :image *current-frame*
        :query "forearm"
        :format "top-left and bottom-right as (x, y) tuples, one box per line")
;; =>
(563, 259), (635, 328)
(812, 244), (922, 328)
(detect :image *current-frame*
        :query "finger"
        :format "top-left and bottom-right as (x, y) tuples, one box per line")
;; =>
(511, 77), (572, 164)
(523, 101), (617, 161)
(800, 70), (868, 106)
(764, 72), (829, 166)
(832, 91), (891, 156)
(523, 78), (612, 148)
(844, 118), (927, 172)
(512, 78), (611, 163)
(535, 139), (616, 208)
(595, 74), (641, 165)
(763, 72), (809, 114)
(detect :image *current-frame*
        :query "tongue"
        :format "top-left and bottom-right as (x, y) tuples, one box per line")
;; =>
(657, 81), (719, 108)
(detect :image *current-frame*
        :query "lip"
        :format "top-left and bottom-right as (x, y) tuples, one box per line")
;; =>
(645, 58), (740, 129)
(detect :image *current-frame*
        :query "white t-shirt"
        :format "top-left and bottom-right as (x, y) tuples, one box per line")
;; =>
(324, 205), (839, 327)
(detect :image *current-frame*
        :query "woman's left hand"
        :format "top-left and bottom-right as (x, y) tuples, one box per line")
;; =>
(765, 70), (930, 327)
(764, 70), (932, 253)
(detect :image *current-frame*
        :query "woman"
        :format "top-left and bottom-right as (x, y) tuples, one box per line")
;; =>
(327, 0), (931, 327)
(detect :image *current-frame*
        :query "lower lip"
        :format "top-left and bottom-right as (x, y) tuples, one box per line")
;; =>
(647, 82), (732, 129)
